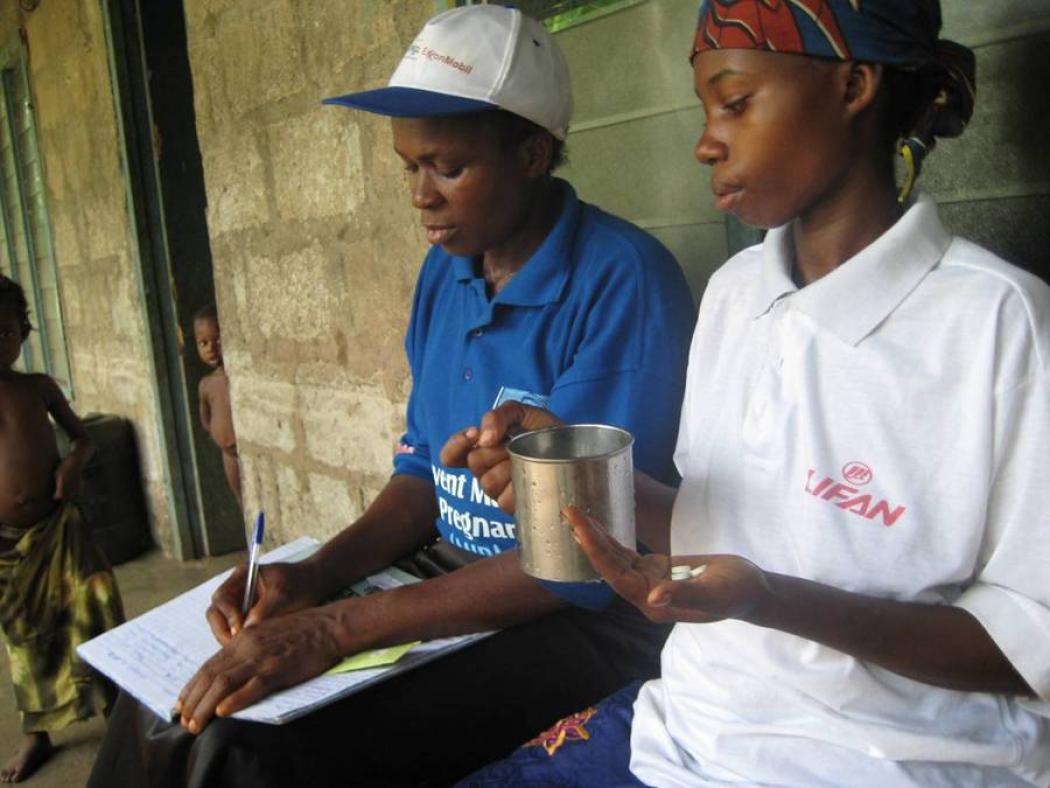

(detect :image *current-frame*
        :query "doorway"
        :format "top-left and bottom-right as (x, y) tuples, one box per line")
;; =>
(101, 0), (244, 558)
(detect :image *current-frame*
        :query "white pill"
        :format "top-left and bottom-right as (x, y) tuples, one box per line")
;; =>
(670, 564), (707, 581)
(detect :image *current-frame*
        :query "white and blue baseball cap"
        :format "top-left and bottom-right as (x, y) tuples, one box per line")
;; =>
(323, 5), (573, 140)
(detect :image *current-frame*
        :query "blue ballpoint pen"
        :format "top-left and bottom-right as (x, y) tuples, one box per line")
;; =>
(241, 512), (265, 617)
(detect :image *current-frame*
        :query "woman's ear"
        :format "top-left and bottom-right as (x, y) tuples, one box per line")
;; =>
(518, 132), (554, 179)
(844, 62), (883, 115)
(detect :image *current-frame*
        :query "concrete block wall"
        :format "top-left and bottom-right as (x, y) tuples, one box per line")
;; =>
(4, 0), (175, 548)
(183, 0), (433, 545)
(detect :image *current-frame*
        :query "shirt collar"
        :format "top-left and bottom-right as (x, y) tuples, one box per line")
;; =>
(753, 191), (952, 345)
(452, 178), (580, 307)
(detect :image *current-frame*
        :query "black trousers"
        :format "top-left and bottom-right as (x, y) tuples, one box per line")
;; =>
(87, 547), (669, 788)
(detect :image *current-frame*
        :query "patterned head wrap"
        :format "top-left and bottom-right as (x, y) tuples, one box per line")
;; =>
(691, 1), (975, 201)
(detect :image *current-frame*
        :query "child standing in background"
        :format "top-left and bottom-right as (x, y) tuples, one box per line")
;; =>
(0, 275), (124, 783)
(193, 305), (241, 507)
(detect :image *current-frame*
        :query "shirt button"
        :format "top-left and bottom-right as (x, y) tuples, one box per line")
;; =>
(473, 328), (484, 337)
(463, 368), (473, 381)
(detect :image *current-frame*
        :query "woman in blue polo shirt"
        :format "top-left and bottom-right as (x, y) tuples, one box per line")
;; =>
(88, 6), (695, 787)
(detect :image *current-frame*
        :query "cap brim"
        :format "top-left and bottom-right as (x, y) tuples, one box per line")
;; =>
(322, 86), (497, 118)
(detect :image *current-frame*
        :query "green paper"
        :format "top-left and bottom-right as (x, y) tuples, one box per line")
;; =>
(325, 641), (420, 675)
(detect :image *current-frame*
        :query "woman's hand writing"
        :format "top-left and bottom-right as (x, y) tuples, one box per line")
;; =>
(206, 560), (325, 645)
(176, 604), (344, 733)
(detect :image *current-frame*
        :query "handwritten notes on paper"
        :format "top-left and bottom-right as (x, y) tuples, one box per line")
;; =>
(78, 537), (489, 724)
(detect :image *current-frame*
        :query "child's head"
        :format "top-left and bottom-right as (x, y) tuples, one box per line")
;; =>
(193, 304), (222, 368)
(690, 0), (974, 227)
(0, 275), (32, 337)
(0, 276), (31, 370)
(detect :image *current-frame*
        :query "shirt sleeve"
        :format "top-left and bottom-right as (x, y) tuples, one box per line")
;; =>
(548, 241), (695, 487)
(955, 371), (1050, 704)
(392, 400), (431, 481)
(392, 255), (434, 483)
(541, 235), (694, 609)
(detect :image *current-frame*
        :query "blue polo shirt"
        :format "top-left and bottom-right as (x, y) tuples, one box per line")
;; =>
(393, 180), (695, 606)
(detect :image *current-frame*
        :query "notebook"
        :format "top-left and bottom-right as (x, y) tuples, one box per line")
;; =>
(77, 537), (489, 724)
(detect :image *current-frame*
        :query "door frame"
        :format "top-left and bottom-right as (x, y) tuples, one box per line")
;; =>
(100, 0), (227, 559)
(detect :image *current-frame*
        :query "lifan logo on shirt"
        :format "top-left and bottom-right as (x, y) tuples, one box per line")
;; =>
(804, 463), (906, 526)
(841, 461), (872, 485)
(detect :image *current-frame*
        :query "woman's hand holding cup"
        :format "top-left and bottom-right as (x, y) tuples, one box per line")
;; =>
(440, 401), (562, 513)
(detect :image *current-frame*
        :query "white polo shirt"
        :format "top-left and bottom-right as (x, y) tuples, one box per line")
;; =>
(630, 193), (1050, 786)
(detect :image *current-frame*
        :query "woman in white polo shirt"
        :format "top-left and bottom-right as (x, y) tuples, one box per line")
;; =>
(448, 1), (1050, 785)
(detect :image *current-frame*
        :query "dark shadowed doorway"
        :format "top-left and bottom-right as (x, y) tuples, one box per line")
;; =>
(101, 0), (244, 558)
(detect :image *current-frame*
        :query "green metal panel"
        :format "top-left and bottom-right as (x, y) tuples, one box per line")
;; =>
(0, 69), (47, 371)
(9, 56), (73, 391)
(519, 0), (647, 32)
(0, 39), (72, 391)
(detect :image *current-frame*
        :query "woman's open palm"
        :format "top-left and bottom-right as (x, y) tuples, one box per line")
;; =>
(565, 506), (770, 624)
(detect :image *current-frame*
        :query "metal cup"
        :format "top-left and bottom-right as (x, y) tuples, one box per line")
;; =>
(507, 424), (635, 582)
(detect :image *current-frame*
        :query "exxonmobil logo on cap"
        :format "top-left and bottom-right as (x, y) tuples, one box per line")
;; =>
(804, 462), (906, 526)
(404, 43), (473, 74)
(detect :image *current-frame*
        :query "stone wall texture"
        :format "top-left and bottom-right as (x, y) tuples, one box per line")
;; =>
(183, 0), (433, 546)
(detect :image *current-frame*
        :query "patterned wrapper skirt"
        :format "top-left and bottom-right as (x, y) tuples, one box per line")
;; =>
(0, 502), (125, 733)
